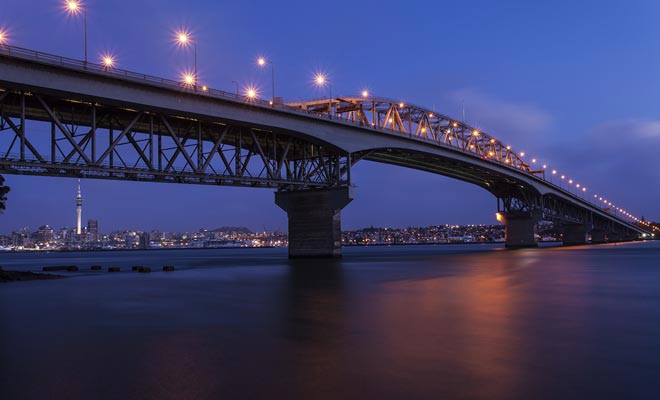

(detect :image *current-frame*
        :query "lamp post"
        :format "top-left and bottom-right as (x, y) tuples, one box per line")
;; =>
(65, 0), (87, 65)
(257, 57), (275, 105)
(175, 30), (197, 89)
(313, 72), (332, 116)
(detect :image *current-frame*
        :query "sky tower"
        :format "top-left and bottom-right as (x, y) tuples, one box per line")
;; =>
(76, 179), (83, 235)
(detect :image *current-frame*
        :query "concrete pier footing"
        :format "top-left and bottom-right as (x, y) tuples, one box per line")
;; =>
(607, 232), (622, 243)
(275, 187), (353, 258)
(563, 225), (589, 246)
(504, 215), (539, 248)
(590, 229), (607, 244)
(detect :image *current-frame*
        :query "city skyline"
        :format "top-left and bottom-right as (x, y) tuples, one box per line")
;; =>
(1, 0), (659, 232)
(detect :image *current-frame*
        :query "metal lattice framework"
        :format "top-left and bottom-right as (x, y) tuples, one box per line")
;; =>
(0, 90), (349, 189)
(287, 97), (539, 176)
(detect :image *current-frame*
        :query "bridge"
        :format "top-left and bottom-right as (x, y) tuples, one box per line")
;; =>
(0, 45), (653, 257)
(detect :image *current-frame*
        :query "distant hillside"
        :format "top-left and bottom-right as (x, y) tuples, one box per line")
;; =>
(211, 226), (253, 234)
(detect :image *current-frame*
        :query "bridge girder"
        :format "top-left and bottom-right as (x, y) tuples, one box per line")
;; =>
(288, 97), (540, 178)
(0, 89), (349, 189)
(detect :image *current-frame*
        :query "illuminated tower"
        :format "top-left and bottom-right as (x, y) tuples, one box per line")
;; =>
(76, 179), (83, 235)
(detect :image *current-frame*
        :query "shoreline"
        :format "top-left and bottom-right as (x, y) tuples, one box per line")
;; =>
(0, 267), (63, 283)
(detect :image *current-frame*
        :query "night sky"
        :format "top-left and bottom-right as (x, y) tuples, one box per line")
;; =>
(1, 0), (659, 233)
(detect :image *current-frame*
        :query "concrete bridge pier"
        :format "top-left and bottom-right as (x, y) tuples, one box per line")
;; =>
(590, 229), (607, 244)
(562, 224), (589, 246)
(607, 232), (623, 243)
(275, 187), (353, 258)
(503, 214), (539, 248)
(623, 234), (638, 242)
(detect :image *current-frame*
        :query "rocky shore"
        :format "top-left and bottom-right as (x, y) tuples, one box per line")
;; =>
(0, 266), (63, 283)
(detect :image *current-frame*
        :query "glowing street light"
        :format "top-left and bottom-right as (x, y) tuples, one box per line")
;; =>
(100, 53), (115, 69)
(313, 71), (332, 115)
(65, 0), (87, 64)
(244, 86), (259, 100)
(174, 29), (197, 89)
(361, 90), (369, 98)
(182, 72), (195, 86)
(0, 28), (8, 45)
(313, 72), (330, 98)
(256, 56), (275, 105)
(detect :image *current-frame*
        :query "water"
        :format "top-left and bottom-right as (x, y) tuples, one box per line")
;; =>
(2, 242), (660, 399)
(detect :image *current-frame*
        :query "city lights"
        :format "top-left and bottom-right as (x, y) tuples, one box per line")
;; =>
(362, 90), (369, 98)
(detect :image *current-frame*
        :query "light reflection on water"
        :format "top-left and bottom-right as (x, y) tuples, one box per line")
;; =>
(1, 242), (660, 399)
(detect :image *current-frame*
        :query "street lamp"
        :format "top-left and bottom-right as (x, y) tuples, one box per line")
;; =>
(257, 57), (275, 105)
(100, 53), (115, 69)
(313, 72), (331, 98)
(0, 28), (8, 46)
(182, 72), (195, 87)
(244, 85), (259, 101)
(174, 29), (197, 89)
(313, 72), (332, 116)
(65, 0), (87, 65)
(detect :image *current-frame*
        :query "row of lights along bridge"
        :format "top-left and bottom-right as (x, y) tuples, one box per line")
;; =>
(0, 1), (656, 234)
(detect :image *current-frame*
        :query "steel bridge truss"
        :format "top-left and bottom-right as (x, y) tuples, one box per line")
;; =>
(497, 189), (633, 233)
(0, 89), (350, 189)
(288, 97), (539, 177)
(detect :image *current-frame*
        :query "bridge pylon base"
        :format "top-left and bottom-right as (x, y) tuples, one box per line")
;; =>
(276, 187), (353, 258)
(590, 229), (607, 244)
(563, 224), (589, 246)
(504, 214), (538, 249)
(607, 232), (622, 243)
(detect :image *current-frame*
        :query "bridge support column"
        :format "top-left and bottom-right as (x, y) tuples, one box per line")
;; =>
(623, 234), (638, 242)
(275, 187), (353, 258)
(503, 214), (538, 249)
(607, 232), (622, 243)
(590, 229), (606, 244)
(563, 224), (589, 246)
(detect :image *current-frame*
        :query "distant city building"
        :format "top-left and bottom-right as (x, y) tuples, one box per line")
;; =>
(87, 219), (98, 235)
(33, 225), (54, 244)
(75, 180), (83, 235)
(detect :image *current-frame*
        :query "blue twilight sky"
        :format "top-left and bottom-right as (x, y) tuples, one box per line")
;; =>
(1, 0), (659, 233)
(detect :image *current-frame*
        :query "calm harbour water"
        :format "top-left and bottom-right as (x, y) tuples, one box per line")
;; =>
(1, 242), (660, 399)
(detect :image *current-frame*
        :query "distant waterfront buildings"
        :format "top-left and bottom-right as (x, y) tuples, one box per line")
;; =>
(0, 221), (655, 252)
